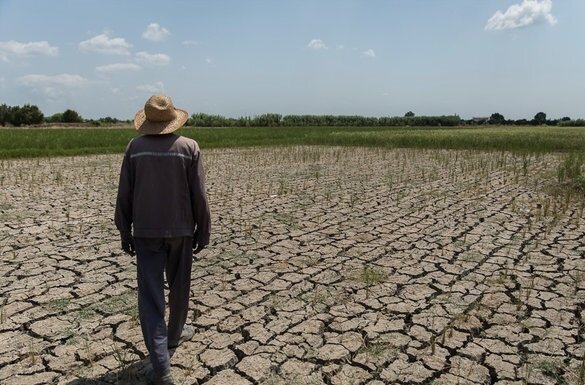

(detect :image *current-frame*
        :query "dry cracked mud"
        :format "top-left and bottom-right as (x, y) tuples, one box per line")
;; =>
(1, 146), (584, 385)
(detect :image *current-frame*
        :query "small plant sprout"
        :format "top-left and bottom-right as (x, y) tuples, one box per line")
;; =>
(0, 298), (6, 324)
(28, 340), (38, 365)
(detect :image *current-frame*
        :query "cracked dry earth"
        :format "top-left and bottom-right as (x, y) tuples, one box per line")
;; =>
(1, 146), (584, 385)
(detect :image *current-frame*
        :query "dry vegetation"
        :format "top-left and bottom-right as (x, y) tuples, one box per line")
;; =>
(0, 146), (584, 385)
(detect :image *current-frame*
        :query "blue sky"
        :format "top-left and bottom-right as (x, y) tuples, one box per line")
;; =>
(0, 0), (583, 120)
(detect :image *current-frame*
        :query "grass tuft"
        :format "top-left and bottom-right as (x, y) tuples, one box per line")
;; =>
(557, 153), (585, 193)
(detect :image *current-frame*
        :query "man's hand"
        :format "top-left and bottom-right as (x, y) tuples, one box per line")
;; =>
(120, 232), (135, 256)
(193, 244), (206, 255)
(192, 230), (206, 256)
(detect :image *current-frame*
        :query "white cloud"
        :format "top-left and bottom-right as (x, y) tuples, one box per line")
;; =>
(486, 0), (557, 31)
(18, 73), (88, 88)
(142, 23), (171, 42)
(0, 40), (58, 60)
(307, 39), (327, 50)
(136, 81), (164, 93)
(79, 34), (131, 55)
(17, 73), (89, 98)
(96, 63), (141, 72)
(135, 51), (171, 66)
(362, 49), (376, 58)
(205, 57), (212, 64)
(0, 77), (5, 88)
(337, 45), (345, 49)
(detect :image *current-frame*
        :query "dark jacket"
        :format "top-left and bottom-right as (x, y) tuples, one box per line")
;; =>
(114, 134), (211, 246)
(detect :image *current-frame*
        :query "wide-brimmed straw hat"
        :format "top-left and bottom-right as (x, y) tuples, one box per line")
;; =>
(134, 95), (189, 135)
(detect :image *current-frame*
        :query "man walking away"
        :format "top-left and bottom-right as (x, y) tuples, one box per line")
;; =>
(115, 95), (211, 385)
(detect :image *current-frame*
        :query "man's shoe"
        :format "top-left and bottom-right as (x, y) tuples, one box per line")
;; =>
(168, 325), (195, 349)
(146, 369), (175, 385)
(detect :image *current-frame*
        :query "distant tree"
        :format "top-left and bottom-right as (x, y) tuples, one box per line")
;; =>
(98, 116), (121, 125)
(29, 104), (44, 124)
(9, 106), (21, 125)
(250, 113), (282, 127)
(46, 113), (64, 123)
(561, 116), (571, 122)
(488, 113), (505, 125)
(533, 112), (547, 125)
(0, 104), (10, 126)
(189, 113), (234, 127)
(61, 109), (83, 123)
(405, 111), (415, 117)
(13, 104), (44, 125)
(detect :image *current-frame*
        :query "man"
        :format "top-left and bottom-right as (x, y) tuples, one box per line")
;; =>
(115, 94), (211, 385)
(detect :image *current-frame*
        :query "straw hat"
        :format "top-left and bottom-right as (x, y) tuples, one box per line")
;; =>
(134, 95), (189, 135)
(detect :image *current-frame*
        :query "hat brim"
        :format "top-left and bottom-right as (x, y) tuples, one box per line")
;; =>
(134, 108), (189, 135)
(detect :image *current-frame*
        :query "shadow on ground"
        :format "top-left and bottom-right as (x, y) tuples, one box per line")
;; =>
(65, 359), (152, 385)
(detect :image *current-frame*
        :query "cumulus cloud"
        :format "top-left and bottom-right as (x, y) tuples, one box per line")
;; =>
(135, 51), (171, 66)
(79, 34), (131, 55)
(0, 40), (58, 60)
(362, 49), (376, 58)
(307, 39), (327, 50)
(486, 0), (557, 31)
(17, 73), (89, 98)
(136, 81), (164, 93)
(142, 23), (171, 42)
(96, 63), (141, 72)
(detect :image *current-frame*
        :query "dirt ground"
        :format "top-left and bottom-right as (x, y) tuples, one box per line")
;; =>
(0, 146), (584, 385)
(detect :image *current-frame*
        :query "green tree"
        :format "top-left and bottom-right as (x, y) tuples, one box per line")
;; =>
(16, 104), (44, 125)
(405, 111), (415, 117)
(99, 116), (120, 125)
(533, 112), (547, 125)
(0, 104), (10, 126)
(61, 109), (83, 123)
(251, 113), (282, 127)
(488, 113), (505, 125)
(46, 113), (64, 123)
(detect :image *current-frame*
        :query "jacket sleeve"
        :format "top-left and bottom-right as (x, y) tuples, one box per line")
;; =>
(189, 146), (211, 246)
(114, 142), (133, 234)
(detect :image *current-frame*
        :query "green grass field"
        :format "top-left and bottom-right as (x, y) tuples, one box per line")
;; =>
(1, 125), (585, 158)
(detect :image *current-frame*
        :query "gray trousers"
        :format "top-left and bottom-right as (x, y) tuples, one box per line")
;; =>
(134, 237), (193, 375)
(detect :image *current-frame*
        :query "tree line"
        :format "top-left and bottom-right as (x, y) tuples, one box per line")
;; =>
(187, 111), (585, 127)
(486, 112), (585, 127)
(1, 103), (584, 127)
(188, 113), (462, 127)
(0, 103), (128, 126)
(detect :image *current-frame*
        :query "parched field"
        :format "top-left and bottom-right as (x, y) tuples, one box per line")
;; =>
(1, 146), (584, 385)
